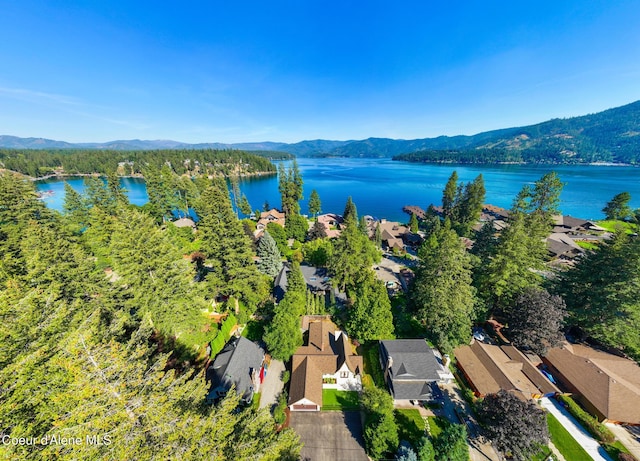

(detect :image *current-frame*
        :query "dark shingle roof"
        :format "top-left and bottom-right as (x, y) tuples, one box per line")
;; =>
(380, 340), (444, 400)
(207, 337), (264, 402)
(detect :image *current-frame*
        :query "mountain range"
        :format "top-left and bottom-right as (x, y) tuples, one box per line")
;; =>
(2, 100), (640, 163)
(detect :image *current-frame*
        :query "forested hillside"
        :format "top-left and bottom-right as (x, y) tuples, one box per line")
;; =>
(0, 148), (281, 178)
(394, 101), (640, 164)
(0, 171), (300, 460)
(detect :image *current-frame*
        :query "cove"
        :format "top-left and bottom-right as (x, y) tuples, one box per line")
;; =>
(35, 159), (640, 222)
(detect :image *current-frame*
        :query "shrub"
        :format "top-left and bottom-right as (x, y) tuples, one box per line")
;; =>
(557, 395), (615, 443)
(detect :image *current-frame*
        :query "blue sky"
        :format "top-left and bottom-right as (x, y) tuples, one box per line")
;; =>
(1, 0), (639, 143)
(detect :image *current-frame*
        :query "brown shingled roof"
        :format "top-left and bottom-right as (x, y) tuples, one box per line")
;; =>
(289, 320), (363, 408)
(544, 343), (640, 424)
(455, 341), (559, 398)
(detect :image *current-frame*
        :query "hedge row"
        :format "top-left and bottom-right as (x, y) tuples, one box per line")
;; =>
(557, 394), (615, 443)
(210, 313), (238, 358)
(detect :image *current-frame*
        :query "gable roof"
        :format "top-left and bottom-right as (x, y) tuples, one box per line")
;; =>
(544, 343), (640, 424)
(454, 341), (559, 398)
(289, 320), (363, 407)
(207, 337), (264, 401)
(380, 340), (444, 382)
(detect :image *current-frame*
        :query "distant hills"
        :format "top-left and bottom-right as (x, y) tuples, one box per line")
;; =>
(3, 100), (640, 163)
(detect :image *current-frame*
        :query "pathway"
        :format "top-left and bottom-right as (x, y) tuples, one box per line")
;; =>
(606, 423), (640, 459)
(540, 397), (614, 461)
(259, 359), (285, 410)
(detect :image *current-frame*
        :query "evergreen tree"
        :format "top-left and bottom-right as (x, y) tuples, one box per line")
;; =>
(342, 196), (358, 223)
(308, 189), (322, 218)
(409, 213), (419, 233)
(278, 161), (303, 215)
(256, 231), (283, 278)
(62, 182), (90, 231)
(411, 220), (476, 354)
(329, 216), (381, 292)
(442, 171), (458, 219)
(603, 191), (632, 221)
(106, 169), (129, 206)
(196, 184), (268, 310)
(285, 213), (309, 242)
(452, 174), (486, 236)
(555, 230), (640, 360)
(346, 273), (395, 341)
(374, 223), (382, 248)
(239, 194), (252, 216)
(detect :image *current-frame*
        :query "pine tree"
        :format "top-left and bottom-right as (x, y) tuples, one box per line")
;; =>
(442, 171), (458, 219)
(409, 213), (419, 233)
(411, 220), (476, 354)
(343, 196), (358, 223)
(346, 273), (395, 341)
(256, 231), (283, 278)
(329, 216), (380, 292)
(308, 189), (322, 218)
(196, 184), (268, 310)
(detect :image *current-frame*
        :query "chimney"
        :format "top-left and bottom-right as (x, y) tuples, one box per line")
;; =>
(387, 356), (393, 370)
(443, 354), (451, 369)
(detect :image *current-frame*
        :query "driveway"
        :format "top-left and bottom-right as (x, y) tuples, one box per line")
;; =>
(289, 411), (368, 461)
(540, 397), (614, 461)
(259, 359), (285, 410)
(606, 423), (640, 459)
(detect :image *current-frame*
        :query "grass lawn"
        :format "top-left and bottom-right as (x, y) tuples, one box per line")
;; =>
(575, 240), (600, 250)
(596, 220), (637, 234)
(395, 409), (426, 446)
(358, 342), (385, 388)
(426, 416), (447, 439)
(322, 389), (360, 411)
(547, 413), (593, 461)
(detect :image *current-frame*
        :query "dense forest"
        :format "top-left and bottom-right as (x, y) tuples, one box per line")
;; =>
(394, 101), (640, 164)
(0, 168), (300, 460)
(0, 148), (282, 178)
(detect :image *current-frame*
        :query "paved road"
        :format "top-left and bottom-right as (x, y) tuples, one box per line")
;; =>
(290, 411), (368, 461)
(259, 359), (285, 410)
(606, 423), (640, 459)
(541, 397), (614, 461)
(438, 383), (500, 461)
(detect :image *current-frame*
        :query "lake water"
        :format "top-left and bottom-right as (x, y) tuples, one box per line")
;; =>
(36, 158), (640, 222)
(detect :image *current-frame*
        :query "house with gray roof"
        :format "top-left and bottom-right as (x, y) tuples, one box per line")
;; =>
(206, 337), (265, 405)
(379, 339), (452, 403)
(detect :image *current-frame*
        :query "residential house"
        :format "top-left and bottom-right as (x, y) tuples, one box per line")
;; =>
(546, 232), (585, 261)
(274, 263), (346, 304)
(256, 208), (286, 232)
(315, 213), (343, 238)
(172, 217), (196, 230)
(206, 337), (265, 405)
(552, 215), (607, 234)
(543, 342), (640, 424)
(289, 319), (363, 411)
(454, 341), (559, 400)
(379, 339), (453, 404)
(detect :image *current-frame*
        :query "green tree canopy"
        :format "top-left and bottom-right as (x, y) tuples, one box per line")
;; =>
(411, 220), (476, 354)
(345, 273), (395, 342)
(477, 390), (548, 461)
(256, 230), (283, 278)
(603, 191), (632, 221)
(308, 189), (322, 217)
